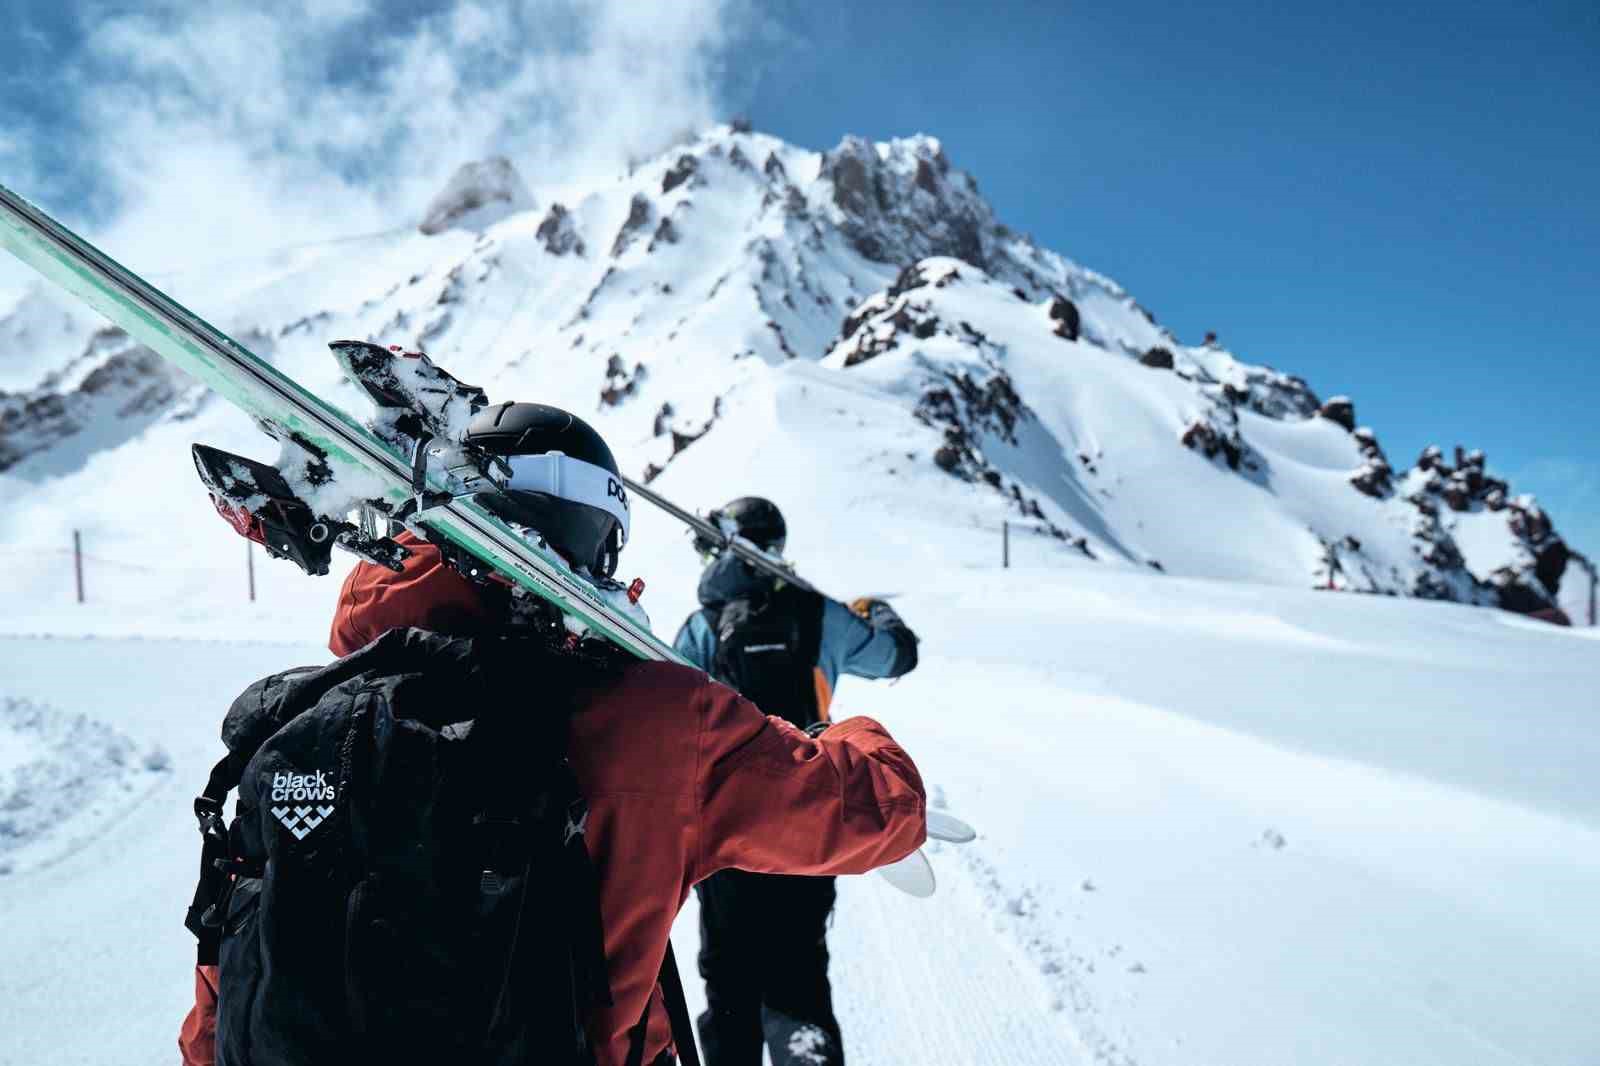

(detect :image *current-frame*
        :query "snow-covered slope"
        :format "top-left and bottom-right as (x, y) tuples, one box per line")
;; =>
(0, 123), (1586, 625)
(3, 567), (1596, 1066)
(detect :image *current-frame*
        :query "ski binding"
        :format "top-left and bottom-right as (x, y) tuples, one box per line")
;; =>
(192, 444), (410, 574)
(192, 341), (505, 576)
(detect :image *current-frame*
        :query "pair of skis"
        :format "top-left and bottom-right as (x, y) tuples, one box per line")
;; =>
(0, 180), (972, 892)
(0, 183), (676, 659)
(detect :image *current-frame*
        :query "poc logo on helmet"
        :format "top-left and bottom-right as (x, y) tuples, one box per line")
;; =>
(607, 477), (629, 511)
(268, 769), (337, 840)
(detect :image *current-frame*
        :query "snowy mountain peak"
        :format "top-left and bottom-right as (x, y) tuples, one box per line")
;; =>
(0, 124), (1588, 625)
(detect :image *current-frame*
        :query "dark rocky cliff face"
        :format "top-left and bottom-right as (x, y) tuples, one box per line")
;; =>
(0, 328), (182, 474)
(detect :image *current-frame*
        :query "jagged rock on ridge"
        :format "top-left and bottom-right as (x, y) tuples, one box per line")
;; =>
(662, 155), (698, 194)
(818, 135), (989, 269)
(1318, 396), (1356, 432)
(1181, 418), (1242, 470)
(599, 355), (647, 407)
(611, 194), (654, 257)
(1350, 458), (1393, 498)
(648, 216), (680, 252)
(535, 203), (585, 256)
(1047, 295), (1080, 341)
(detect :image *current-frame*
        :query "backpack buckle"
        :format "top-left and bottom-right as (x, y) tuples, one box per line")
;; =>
(194, 796), (227, 839)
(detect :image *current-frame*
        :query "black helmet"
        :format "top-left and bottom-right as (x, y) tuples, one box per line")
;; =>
(464, 402), (629, 577)
(701, 496), (786, 556)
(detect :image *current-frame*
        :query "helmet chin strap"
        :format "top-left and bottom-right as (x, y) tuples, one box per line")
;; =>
(594, 526), (621, 579)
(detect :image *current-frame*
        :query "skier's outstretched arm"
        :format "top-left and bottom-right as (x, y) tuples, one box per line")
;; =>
(690, 681), (926, 882)
(819, 596), (919, 682)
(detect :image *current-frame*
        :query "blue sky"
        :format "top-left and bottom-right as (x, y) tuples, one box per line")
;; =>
(2, 0), (1596, 553)
(741, 0), (1600, 554)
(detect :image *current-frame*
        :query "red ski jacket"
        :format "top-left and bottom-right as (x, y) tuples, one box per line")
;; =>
(179, 534), (926, 1066)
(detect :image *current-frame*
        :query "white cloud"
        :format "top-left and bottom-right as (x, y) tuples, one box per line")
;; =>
(21, 0), (763, 302)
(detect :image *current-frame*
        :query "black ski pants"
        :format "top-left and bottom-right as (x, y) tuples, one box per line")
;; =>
(694, 870), (842, 1066)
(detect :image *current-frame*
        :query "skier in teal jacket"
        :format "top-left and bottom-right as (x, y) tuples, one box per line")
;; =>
(673, 497), (918, 1066)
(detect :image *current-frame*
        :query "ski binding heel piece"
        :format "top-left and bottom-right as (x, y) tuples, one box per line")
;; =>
(192, 443), (411, 575)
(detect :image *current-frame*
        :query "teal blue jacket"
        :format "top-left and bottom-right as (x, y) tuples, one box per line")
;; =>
(673, 553), (915, 696)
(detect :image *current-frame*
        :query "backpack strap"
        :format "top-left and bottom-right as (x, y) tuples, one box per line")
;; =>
(659, 942), (701, 1066)
(622, 942), (700, 1066)
(184, 750), (255, 965)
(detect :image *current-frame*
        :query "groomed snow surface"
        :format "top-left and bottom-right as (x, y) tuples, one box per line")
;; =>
(1, 547), (1596, 1065)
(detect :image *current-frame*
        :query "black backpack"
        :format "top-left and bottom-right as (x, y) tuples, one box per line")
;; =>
(185, 627), (698, 1066)
(710, 583), (824, 729)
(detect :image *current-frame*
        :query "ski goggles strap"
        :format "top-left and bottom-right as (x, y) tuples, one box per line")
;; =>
(503, 452), (631, 546)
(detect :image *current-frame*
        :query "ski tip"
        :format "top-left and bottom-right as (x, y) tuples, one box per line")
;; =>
(926, 810), (977, 844)
(328, 339), (391, 363)
(875, 848), (936, 898)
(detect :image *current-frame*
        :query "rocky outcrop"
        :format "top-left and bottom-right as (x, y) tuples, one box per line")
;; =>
(1318, 396), (1356, 431)
(662, 154), (698, 194)
(610, 194), (654, 258)
(1347, 426), (1394, 498)
(914, 368), (1073, 539)
(0, 328), (181, 473)
(1349, 458), (1393, 498)
(1140, 347), (1174, 369)
(651, 217), (679, 250)
(1394, 443), (1569, 619)
(419, 157), (534, 235)
(535, 204), (585, 256)
(1222, 367), (1321, 420)
(817, 135), (992, 269)
(1047, 295), (1080, 341)
(1181, 416), (1243, 470)
(831, 260), (961, 367)
(598, 354), (647, 407)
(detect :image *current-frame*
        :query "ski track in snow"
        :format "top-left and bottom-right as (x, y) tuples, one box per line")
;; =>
(670, 839), (1100, 1066)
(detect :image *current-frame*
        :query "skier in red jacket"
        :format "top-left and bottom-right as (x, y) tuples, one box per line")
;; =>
(178, 403), (926, 1066)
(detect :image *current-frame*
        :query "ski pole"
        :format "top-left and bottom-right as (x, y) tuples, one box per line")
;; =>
(620, 476), (820, 595)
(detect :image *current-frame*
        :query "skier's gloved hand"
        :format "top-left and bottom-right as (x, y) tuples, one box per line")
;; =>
(850, 597), (909, 633)
(849, 596), (919, 678)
